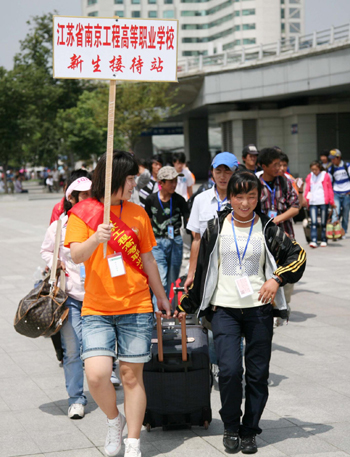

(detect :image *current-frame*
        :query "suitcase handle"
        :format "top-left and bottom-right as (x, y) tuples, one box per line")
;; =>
(156, 314), (187, 363)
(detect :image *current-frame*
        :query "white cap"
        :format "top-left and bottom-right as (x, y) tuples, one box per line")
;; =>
(66, 177), (92, 200)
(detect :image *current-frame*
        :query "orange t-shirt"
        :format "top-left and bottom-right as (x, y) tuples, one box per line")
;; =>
(64, 201), (156, 316)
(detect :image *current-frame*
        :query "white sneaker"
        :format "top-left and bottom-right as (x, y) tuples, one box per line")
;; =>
(110, 371), (122, 387)
(320, 241), (327, 247)
(68, 403), (85, 419)
(105, 413), (126, 457)
(309, 242), (317, 248)
(124, 438), (141, 457)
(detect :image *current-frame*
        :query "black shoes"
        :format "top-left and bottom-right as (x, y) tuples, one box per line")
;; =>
(223, 430), (240, 453)
(241, 435), (257, 454)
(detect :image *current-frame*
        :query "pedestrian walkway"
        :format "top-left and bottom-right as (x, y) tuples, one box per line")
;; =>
(1, 195), (350, 457)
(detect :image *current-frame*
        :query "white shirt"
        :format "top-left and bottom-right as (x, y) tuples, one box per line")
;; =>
(187, 186), (230, 236)
(175, 167), (195, 200)
(41, 215), (85, 302)
(329, 160), (350, 193)
(309, 171), (326, 205)
(211, 218), (266, 309)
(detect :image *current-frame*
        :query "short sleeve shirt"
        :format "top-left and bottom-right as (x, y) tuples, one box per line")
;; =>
(175, 168), (195, 200)
(144, 192), (189, 238)
(187, 186), (230, 237)
(64, 201), (156, 316)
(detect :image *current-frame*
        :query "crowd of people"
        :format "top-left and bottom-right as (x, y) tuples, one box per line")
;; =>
(36, 143), (350, 456)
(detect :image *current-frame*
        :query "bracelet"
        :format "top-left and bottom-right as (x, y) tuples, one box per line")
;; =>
(298, 192), (303, 194)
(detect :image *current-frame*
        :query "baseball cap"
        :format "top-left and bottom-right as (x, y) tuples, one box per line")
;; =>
(211, 152), (238, 171)
(66, 176), (92, 200)
(157, 166), (184, 181)
(329, 149), (341, 159)
(242, 144), (259, 155)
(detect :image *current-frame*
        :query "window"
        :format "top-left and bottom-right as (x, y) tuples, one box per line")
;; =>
(115, 10), (124, 16)
(234, 25), (241, 31)
(181, 0), (233, 16)
(281, 8), (284, 18)
(182, 27), (233, 42)
(115, 0), (123, 3)
(88, 0), (97, 5)
(132, 0), (140, 4)
(289, 0), (300, 3)
(281, 23), (285, 32)
(164, 0), (173, 3)
(88, 11), (98, 16)
(132, 10), (141, 16)
(181, 0), (210, 3)
(290, 22), (300, 33)
(234, 39), (241, 45)
(223, 41), (235, 50)
(163, 10), (175, 17)
(182, 50), (208, 56)
(243, 38), (256, 44)
(234, 10), (240, 16)
(242, 8), (255, 15)
(148, 10), (157, 17)
(182, 14), (233, 28)
(243, 23), (255, 30)
(289, 8), (300, 18)
(148, 0), (157, 3)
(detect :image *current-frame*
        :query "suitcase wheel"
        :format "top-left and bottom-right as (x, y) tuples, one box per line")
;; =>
(146, 423), (151, 432)
(204, 420), (209, 430)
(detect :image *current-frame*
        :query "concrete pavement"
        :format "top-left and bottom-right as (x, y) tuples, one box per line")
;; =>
(1, 191), (350, 457)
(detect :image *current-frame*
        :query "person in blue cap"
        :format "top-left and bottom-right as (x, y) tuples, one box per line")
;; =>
(185, 152), (238, 292)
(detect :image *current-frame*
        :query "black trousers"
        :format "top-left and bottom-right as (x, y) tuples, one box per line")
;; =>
(211, 305), (273, 436)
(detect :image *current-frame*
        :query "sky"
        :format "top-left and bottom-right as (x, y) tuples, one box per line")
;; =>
(0, 0), (350, 70)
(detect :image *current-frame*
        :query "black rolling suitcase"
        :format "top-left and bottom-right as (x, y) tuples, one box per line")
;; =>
(143, 316), (212, 431)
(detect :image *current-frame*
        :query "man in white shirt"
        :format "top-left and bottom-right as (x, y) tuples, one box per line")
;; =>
(173, 152), (195, 200)
(184, 152), (238, 291)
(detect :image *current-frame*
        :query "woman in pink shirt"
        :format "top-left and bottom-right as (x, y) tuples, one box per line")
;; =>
(41, 177), (92, 419)
(304, 161), (335, 248)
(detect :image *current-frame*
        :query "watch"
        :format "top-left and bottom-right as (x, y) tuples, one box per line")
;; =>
(272, 275), (282, 286)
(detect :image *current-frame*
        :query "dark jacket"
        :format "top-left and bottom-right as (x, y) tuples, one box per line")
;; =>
(178, 208), (306, 320)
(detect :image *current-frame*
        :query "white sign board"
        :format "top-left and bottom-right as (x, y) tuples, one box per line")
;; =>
(53, 16), (178, 82)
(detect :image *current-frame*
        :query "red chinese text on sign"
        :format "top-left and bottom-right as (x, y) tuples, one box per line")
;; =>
(109, 55), (125, 73)
(130, 56), (144, 74)
(68, 54), (84, 72)
(150, 57), (164, 72)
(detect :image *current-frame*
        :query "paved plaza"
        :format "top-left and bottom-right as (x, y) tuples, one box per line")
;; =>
(1, 189), (350, 457)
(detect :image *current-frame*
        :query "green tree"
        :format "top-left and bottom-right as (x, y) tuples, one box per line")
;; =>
(12, 12), (92, 166)
(114, 81), (182, 150)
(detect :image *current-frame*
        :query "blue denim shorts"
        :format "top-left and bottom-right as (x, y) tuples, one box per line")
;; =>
(81, 313), (153, 363)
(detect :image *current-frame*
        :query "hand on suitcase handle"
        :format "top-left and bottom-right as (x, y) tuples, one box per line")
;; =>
(173, 309), (186, 321)
(155, 297), (172, 319)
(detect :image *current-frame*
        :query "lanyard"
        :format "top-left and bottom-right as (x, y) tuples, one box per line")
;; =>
(231, 214), (255, 274)
(215, 188), (227, 211)
(262, 179), (276, 210)
(158, 192), (172, 221)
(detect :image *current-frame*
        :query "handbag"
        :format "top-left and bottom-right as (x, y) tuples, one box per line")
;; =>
(326, 209), (345, 240)
(14, 218), (69, 338)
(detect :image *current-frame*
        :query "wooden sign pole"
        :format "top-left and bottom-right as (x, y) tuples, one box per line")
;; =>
(103, 79), (117, 258)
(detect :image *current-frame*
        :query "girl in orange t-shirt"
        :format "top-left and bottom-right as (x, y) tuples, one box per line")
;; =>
(65, 151), (171, 457)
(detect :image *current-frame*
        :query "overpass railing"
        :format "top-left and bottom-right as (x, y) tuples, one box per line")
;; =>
(177, 23), (350, 76)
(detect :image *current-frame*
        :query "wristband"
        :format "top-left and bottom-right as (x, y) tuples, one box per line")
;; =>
(272, 275), (282, 286)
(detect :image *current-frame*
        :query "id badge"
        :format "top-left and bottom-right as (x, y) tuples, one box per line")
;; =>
(79, 265), (86, 284)
(167, 225), (174, 239)
(268, 210), (278, 218)
(235, 275), (254, 299)
(107, 253), (126, 278)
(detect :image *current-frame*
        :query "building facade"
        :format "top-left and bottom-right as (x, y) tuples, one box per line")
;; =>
(82, 0), (304, 57)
